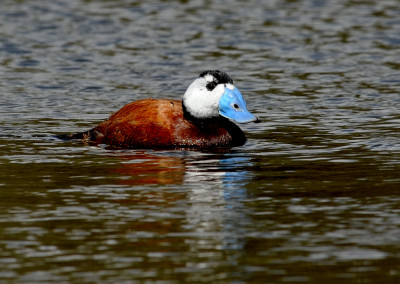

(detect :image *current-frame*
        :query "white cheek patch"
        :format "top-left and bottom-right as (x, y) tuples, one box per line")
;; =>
(213, 84), (225, 95)
(204, 74), (215, 83)
(183, 77), (226, 119)
(225, 83), (234, 90)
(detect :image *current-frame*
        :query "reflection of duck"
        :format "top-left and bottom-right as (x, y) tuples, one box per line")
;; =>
(114, 152), (185, 185)
(61, 70), (259, 148)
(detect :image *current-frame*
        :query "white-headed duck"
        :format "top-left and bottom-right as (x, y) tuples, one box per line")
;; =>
(61, 70), (260, 148)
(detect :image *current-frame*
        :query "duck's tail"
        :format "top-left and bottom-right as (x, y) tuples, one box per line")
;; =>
(56, 128), (104, 142)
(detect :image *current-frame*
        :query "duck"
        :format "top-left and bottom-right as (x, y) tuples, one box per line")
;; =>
(60, 70), (260, 148)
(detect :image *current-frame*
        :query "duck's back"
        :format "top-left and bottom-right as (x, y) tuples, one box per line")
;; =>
(69, 99), (246, 148)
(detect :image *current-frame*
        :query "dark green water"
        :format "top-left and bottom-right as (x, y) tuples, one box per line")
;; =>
(1, 0), (400, 283)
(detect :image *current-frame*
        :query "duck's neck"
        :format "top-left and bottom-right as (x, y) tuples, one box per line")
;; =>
(182, 100), (225, 127)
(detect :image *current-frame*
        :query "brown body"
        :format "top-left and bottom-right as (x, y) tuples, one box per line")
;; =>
(66, 99), (246, 148)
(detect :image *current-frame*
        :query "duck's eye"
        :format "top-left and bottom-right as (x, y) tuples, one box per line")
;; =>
(206, 81), (217, 91)
(233, 103), (240, 110)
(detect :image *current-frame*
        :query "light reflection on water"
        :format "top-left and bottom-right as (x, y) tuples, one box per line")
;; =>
(1, 0), (400, 282)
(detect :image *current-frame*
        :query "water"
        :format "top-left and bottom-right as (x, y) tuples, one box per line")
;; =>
(1, 0), (400, 282)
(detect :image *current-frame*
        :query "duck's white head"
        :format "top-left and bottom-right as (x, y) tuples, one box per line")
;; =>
(182, 70), (259, 123)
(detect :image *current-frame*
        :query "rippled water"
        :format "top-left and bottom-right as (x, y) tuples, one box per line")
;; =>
(1, 0), (400, 283)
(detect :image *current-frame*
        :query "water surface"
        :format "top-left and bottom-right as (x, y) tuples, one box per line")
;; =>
(1, 0), (400, 283)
